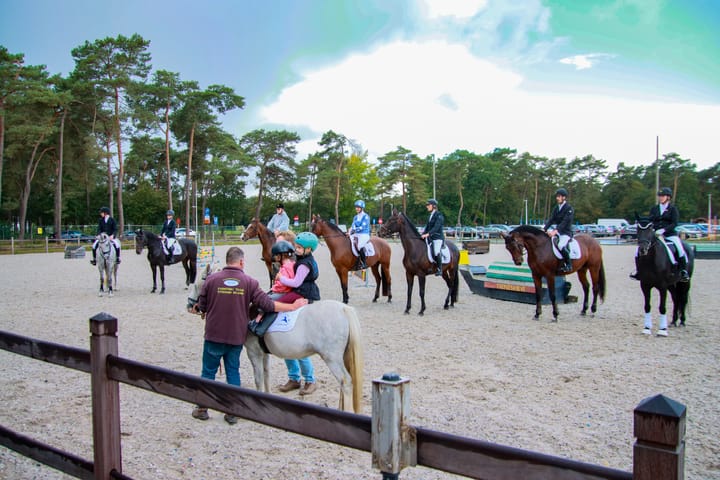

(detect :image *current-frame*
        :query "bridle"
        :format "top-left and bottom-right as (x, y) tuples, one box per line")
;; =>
(636, 222), (655, 256)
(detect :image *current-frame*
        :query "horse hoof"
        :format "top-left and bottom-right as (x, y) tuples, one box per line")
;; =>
(533, 316), (540, 321)
(418, 311), (424, 316)
(98, 292), (103, 297)
(551, 318), (558, 323)
(404, 310), (410, 315)
(580, 311), (587, 316)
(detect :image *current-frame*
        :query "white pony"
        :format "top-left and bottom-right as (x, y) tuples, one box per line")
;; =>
(96, 233), (118, 297)
(187, 263), (364, 413)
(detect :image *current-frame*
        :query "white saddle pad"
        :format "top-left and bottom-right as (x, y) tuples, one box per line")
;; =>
(266, 307), (304, 333)
(425, 243), (451, 264)
(351, 241), (376, 258)
(162, 239), (182, 256)
(551, 238), (582, 260)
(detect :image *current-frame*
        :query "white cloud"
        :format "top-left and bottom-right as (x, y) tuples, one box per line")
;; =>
(261, 40), (720, 170)
(559, 53), (614, 70)
(422, 0), (488, 19)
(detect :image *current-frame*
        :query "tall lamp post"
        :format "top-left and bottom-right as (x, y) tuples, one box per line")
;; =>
(432, 154), (436, 199)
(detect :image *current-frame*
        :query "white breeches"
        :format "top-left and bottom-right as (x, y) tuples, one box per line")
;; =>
(430, 239), (443, 256)
(556, 234), (570, 250)
(352, 233), (370, 250)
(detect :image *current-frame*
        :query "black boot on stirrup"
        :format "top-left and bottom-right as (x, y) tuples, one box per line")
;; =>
(678, 256), (689, 282)
(435, 254), (442, 276)
(358, 250), (367, 270)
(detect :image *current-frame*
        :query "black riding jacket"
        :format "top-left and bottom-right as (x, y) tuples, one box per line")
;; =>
(649, 203), (679, 237)
(425, 210), (445, 241)
(161, 219), (177, 238)
(544, 202), (574, 237)
(97, 216), (118, 237)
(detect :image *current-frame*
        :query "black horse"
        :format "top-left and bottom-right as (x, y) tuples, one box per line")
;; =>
(635, 217), (694, 329)
(378, 209), (460, 315)
(134, 229), (198, 294)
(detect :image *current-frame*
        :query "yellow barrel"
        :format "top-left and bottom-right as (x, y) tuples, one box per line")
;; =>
(459, 249), (470, 265)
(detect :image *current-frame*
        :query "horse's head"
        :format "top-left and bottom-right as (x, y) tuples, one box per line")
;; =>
(502, 231), (525, 266)
(187, 262), (222, 312)
(241, 219), (260, 241)
(310, 214), (323, 236)
(636, 217), (655, 256)
(377, 209), (401, 238)
(134, 229), (146, 254)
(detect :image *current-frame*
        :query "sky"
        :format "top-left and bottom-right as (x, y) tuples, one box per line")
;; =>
(2, 0), (719, 172)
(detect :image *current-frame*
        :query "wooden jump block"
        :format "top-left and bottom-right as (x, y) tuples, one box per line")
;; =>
(64, 245), (86, 259)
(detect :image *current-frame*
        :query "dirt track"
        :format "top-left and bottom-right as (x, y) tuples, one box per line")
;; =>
(0, 240), (718, 479)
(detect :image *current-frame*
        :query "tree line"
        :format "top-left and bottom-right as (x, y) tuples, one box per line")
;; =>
(1, 36), (718, 239)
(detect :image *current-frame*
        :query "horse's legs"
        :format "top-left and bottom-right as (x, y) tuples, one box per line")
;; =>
(182, 258), (190, 287)
(547, 277), (559, 322)
(244, 335), (267, 391)
(418, 275), (427, 316)
(577, 268), (590, 316)
(98, 269), (104, 297)
(532, 274), (543, 320)
(323, 357), (353, 412)
(371, 265), (381, 302)
(383, 262), (392, 303)
(159, 266), (166, 294)
(339, 268), (350, 304)
(150, 264), (158, 293)
(404, 272), (414, 314)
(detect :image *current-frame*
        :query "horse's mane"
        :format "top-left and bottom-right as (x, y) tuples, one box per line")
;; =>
(317, 216), (345, 235)
(511, 225), (548, 237)
(399, 212), (422, 239)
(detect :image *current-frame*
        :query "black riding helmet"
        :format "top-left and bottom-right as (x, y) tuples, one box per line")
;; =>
(657, 187), (673, 197)
(99, 206), (111, 214)
(271, 240), (295, 256)
(555, 188), (569, 198)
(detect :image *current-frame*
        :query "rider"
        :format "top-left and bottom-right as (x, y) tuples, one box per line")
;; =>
(90, 206), (121, 265)
(347, 199), (371, 270)
(160, 209), (177, 264)
(275, 232), (321, 396)
(630, 187), (689, 282)
(543, 188), (574, 273)
(421, 199), (444, 276)
(267, 203), (290, 237)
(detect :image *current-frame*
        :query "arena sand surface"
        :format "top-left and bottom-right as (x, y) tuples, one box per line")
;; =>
(0, 240), (718, 479)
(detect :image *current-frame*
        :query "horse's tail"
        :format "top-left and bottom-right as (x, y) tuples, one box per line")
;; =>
(450, 244), (460, 303)
(187, 240), (198, 283)
(343, 305), (364, 413)
(598, 260), (606, 302)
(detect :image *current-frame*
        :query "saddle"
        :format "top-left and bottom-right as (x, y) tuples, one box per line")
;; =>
(248, 312), (278, 354)
(425, 242), (450, 264)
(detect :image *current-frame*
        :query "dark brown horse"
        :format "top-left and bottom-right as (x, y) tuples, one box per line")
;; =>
(134, 229), (197, 294)
(241, 218), (277, 288)
(310, 214), (392, 304)
(502, 225), (605, 321)
(377, 209), (459, 315)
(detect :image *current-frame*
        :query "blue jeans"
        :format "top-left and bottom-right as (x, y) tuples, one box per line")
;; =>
(201, 340), (243, 387)
(285, 357), (314, 383)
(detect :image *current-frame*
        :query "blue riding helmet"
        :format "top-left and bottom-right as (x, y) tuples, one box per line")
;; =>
(296, 232), (319, 252)
(354, 200), (365, 209)
(426, 199), (438, 207)
(166, 209), (174, 216)
(271, 240), (295, 256)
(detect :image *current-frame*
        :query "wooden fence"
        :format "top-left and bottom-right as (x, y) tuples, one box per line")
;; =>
(0, 313), (686, 480)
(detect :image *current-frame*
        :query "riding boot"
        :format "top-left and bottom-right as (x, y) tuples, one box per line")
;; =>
(629, 256), (640, 280)
(678, 256), (689, 282)
(90, 246), (97, 265)
(560, 247), (572, 273)
(358, 250), (367, 270)
(435, 254), (443, 276)
(115, 246), (121, 264)
(166, 253), (173, 265)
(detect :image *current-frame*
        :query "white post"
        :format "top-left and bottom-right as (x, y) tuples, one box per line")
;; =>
(372, 373), (416, 478)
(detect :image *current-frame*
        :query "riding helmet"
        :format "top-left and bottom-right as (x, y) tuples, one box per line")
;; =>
(354, 200), (365, 209)
(555, 188), (569, 197)
(166, 209), (174, 216)
(99, 206), (111, 214)
(295, 232), (319, 252)
(426, 198), (438, 206)
(276, 203), (284, 209)
(271, 240), (295, 256)
(657, 187), (673, 197)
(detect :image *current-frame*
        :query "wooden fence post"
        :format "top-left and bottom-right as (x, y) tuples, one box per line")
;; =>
(633, 394), (686, 480)
(90, 312), (122, 479)
(372, 373), (416, 479)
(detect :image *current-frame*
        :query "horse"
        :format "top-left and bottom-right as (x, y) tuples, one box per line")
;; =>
(95, 233), (118, 297)
(377, 209), (460, 315)
(240, 218), (276, 288)
(635, 217), (694, 330)
(310, 214), (392, 304)
(134, 229), (197, 294)
(502, 225), (606, 321)
(186, 263), (364, 413)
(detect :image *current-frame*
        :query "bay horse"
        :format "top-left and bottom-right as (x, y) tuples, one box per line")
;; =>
(95, 233), (118, 297)
(310, 214), (392, 304)
(635, 217), (694, 330)
(134, 229), (197, 294)
(187, 263), (364, 413)
(502, 225), (605, 321)
(241, 218), (276, 288)
(377, 209), (459, 315)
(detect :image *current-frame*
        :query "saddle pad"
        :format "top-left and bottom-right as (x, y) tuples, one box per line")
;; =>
(425, 243), (451, 264)
(551, 239), (581, 260)
(266, 307), (304, 333)
(162, 240), (182, 256)
(351, 241), (376, 257)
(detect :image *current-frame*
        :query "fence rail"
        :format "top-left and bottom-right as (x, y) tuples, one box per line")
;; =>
(0, 314), (685, 479)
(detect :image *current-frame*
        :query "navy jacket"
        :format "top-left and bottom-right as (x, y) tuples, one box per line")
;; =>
(649, 203), (679, 237)
(97, 216), (118, 237)
(425, 210), (445, 241)
(544, 203), (574, 237)
(161, 219), (177, 238)
(293, 254), (321, 301)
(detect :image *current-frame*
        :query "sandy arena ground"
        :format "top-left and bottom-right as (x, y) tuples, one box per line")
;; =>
(0, 239), (718, 479)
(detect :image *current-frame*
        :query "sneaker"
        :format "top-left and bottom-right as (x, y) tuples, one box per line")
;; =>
(224, 414), (238, 425)
(278, 379), (301, 392)
(299, 382), (317, 395)
(642, 328), (652, 335)
(657, 329), (668, 337)
(192, 406), (209, 420)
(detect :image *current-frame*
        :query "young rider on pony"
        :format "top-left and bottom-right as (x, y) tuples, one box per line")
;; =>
(420, 198), (444, 276)
(90, 206), (121, 265)
(274, 232), (321, 395)
(267, 203), (290, 237)
(544, 188), (574, 273)
(160, 209), (177, 264)
(630, 187), (689, 282)
(347, 199), (371, 270)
